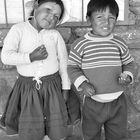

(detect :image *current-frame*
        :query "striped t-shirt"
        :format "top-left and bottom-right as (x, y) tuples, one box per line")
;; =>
(68, 32), (134, 102)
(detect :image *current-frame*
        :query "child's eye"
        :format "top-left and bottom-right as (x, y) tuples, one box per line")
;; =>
(96, 16), (105, 22)
(41, 8), (51, 14)
(96, 16), (103, 19)
(54, 15), (59, 22)
(109, 16), (116, 21)
(46, 8), (51, 13)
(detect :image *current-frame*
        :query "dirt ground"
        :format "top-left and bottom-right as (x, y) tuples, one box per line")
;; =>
(1, 128), (140, 140)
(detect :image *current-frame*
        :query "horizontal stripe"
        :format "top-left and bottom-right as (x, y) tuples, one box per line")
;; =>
(68, 33), (134, 70)
(84, 52), (120, 58)
(82, 61), (121, 69)
(82, 56), (120, 62)
(84, 46), (118, 53)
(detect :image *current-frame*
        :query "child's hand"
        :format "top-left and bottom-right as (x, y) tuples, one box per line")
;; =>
(79, 81), (96, 97)
(29, 44), (48, 62)
(62, 90), (69, 102)
(118, 73), (132, 85)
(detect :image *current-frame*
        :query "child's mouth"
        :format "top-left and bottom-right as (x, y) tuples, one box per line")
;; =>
(102, 27), (110, 32)
(102, 27), (108, 30)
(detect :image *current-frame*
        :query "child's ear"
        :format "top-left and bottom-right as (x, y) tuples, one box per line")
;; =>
(25, 0), (34, 8)
(33, 1), (38, 9)
(86, 16), (91, 26)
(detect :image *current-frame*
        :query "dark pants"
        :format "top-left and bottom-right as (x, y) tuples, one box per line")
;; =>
(82, 93), (127, 140)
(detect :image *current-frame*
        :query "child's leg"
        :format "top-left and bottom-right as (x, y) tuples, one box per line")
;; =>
(82, 97), (106, 140)
(104, 93), (127, 140)
(43, 72), (68, 140)
(66, 85), (81, 125)
(16, 75), (45, 140)
(18, 89), (45, 140)
(19, 128), (44, 140)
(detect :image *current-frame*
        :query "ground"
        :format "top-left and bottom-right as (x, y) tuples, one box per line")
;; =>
(1, 128), (140, 140)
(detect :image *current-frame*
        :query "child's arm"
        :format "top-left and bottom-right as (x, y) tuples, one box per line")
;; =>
(62, 90), (69, 102)
(119, 71), (132, 85)
(68, 64), (95, 97)
(1, 25), (31, 65)
(68, 38), (95, 96)
(119, 61), (136, 85)
(79, 81), (95, 97)
(56, 31), (71, 90)
(29, 45), (48, 62)
(1, 25), (48, 65)
(117, 37), (136, 85)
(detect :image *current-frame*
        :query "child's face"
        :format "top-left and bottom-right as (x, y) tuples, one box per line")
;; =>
(87, 7), (117, 37)
(34, 2), (62, 30)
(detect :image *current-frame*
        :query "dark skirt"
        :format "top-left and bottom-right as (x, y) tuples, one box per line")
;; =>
(0, 72), (68, 140)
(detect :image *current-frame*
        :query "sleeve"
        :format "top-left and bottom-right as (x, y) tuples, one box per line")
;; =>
(68, 39), (88, 90)
(1, 25), (31, 66)
(122, 61), (136, 84)
(118, 38), (136, 81)
(56, 31), (71, 90)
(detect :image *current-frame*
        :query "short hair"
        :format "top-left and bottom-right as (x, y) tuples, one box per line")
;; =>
(86, 0), (119, 19)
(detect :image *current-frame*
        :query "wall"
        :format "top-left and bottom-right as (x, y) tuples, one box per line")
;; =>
(1, 0), (140, 139)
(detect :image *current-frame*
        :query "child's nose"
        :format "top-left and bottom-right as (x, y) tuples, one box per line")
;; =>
(103, 18), (109, 25)
(47, 13), (54, 20)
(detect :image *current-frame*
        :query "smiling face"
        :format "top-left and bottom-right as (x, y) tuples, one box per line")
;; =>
(87, 7), (117, 37)
(33, 2), (62, 31)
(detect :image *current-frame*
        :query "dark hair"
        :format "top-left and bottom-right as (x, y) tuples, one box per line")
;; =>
(30, 0), (64, 21)
(86, 0), (119, 19)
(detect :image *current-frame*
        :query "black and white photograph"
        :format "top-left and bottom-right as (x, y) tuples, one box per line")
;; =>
(0, 0), (140, 140)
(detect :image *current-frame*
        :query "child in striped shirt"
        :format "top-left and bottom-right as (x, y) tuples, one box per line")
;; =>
(68, 0), (136, 140)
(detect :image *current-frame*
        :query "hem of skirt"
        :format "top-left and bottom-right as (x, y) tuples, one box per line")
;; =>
(6, 126), (18, 135)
